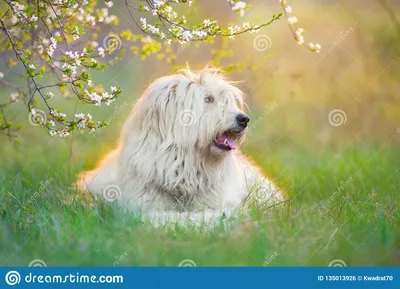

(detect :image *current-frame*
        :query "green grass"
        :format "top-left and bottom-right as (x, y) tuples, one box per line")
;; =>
(0, 136), (399, 266)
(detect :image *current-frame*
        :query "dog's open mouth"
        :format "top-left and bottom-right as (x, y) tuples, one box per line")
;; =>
(213, 131), (239, 151)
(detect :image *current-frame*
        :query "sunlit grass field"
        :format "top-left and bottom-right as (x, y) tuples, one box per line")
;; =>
(0, 125), (399, 266)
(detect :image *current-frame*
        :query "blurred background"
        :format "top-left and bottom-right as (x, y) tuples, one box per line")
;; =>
(1, 0), (399, 154)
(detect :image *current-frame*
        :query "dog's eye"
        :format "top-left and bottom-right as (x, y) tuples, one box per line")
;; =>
(205, 96), (214, 103)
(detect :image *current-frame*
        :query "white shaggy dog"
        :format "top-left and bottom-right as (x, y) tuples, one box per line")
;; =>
(77, 67), (283, 225)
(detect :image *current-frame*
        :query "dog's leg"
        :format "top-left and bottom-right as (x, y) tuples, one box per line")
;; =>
(239, 157), (284, 210)
(141, 209), (239, 229)
(76, 149), (120, 196)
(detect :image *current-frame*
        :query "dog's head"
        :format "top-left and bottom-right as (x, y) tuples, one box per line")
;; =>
(135, 67), (249, 158)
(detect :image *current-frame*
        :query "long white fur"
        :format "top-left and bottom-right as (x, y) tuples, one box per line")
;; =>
(77, 67), (283, 226)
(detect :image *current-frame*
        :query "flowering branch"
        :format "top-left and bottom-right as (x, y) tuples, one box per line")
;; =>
(0, 0), (319, 138)
(124, 0), (283, 44)
(0, 0), (122, 137)
(280, 0), (321, 53)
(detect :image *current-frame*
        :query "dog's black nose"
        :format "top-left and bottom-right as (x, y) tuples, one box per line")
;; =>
(236, 114), (250, 128)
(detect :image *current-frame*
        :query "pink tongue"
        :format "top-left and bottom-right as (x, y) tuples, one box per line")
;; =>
(216, 135), (237, 150)
(227, 138), (237, 149)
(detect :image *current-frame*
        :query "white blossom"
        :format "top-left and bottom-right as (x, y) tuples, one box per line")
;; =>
(231, 1), (246, 17)
(309, 42), (321, 53)
(10, 93), (19, 102)
(98, 47), (105, 57)
(140, 17), (147, 28)
(203, 19), (212, 27)
(295, 28), (305, 45)
(288, 16), (297, 25)
(73, 27), (80, 40)
(75, 113), (85, 119)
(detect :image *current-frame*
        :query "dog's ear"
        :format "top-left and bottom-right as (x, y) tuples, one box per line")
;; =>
(148, 81), (181, 136)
